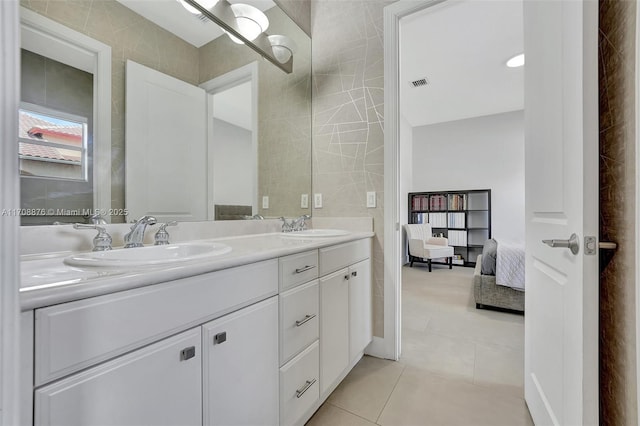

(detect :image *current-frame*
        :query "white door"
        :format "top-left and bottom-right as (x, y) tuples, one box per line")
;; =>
(320, 268), (349, 396)
(349, 259), (372, 362)
(202, 296), (279, 426)
(34, 328), (202, 426)
(523, 1), (598, 425)
(126, 60), (207, 222)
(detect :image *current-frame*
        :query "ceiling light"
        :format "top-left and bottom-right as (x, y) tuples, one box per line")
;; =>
(506, 53), (525, 68)
(268, 35), (296, 63)
(225, 3), (269, 44)
(177, 0), (219, 15)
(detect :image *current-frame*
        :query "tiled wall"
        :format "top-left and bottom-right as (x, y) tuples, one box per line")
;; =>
(311, 0), (390, 337)
(599, 0), (638, 423)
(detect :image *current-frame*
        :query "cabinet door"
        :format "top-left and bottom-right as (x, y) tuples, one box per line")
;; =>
(203, 296), (279, 426)
(349, 259), (372, 362)
(35, 328), (202, 426)
(320, 268), (350, 396)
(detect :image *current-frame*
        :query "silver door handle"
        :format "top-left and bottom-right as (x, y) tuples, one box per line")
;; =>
(295, 314), (316, 327)
(542, 233), (579, 255)
(295, 265), (316, 274)
(295, 378), (317, 398)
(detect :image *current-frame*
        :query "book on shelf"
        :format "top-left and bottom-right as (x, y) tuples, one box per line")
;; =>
(447, 230), (467, 246)
(448, 193), (467, 211)
(429, 194), (447, 211)
(429, 212), (447, 228)
(447, 212), (465, 228)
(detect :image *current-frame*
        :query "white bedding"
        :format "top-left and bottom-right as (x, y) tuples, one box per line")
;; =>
(496, 242), (525, 291)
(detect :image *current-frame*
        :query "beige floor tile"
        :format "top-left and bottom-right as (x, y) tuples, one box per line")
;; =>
(473, 342), (524, 395)
(399, 330), (476, 382)
(306, 403), (378, 426)
(378, 367), (534, 426)
(327, 355), (405, 423)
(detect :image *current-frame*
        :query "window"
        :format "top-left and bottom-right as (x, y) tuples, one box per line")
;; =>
(18, 103), (88, 181)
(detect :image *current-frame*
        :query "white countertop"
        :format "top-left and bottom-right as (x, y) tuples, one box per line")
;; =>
(20, 231), (374, 311)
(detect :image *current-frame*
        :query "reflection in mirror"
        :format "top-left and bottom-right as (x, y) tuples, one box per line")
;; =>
(18, 0), (311, 225)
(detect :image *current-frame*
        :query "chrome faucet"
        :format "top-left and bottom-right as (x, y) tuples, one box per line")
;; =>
(73, 223), (112, 251)
(292, 215), (311, 232)
(280, 217), (293, 232)
(124, 215), (157, 248)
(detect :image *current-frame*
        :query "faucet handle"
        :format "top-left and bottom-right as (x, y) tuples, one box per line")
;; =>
(154, 221), (178, 245)
(73, 223), (112, 251)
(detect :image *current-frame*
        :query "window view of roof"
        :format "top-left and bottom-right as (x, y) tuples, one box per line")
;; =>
(18, 110), (83, 163)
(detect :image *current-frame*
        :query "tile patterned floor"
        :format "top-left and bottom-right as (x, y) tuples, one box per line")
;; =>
(307, 265), (534, 426)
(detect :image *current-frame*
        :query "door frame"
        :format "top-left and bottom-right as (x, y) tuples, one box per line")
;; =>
(200, 62), (259, 220)
(380, 0), (446, 361)
(1, 2), (21, 425)
(636, 3), (640, 419)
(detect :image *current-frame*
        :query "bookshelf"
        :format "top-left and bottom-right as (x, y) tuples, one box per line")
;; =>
(408, 189), (491, 267)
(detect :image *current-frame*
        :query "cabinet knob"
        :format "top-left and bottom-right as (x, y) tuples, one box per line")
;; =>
(180, 346), (196, 361)
(214, 332), (227, 345)
(344, 275), (350, 280)
(351, 271), (358, 277)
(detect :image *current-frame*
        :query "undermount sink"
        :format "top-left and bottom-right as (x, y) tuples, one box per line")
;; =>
(64, 242), (232, 268)
(280, 229), (350, 238)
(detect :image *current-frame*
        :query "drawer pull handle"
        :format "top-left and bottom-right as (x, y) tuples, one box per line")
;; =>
(295, 265), (316, 274)
(295, 378), (317, 398)
(180, 346), (196, 361)
(295, 314), (316, 327)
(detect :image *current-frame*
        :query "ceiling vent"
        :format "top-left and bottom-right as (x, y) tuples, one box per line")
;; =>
(410, 77), (429, 88)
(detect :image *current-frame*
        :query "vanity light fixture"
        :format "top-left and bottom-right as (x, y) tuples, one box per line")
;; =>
(182, 0), (293, 73)
(178, 0), (219, 16)
(225, 3), (269, 44)
(506, 53), (525, 68)
(267, 35), (296, 63)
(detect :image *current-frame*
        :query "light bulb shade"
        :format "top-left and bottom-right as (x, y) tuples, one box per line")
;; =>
(268, 35), (296, 63)
(178, 0), (219, 15)
(227, 3), (269, 42)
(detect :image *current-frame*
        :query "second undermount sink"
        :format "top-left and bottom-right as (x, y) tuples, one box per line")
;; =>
(280, 229), (351, 238)
(64, 242), (232, 268)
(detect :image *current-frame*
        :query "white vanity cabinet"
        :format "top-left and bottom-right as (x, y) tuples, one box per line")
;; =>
(22, 235), (373, 426)
(319, 239), (373, 398)
(34, 328), (203, 426)
(203, 296), (279, 426)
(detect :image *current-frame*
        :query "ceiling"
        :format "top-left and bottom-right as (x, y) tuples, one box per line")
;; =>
(400, 0), (524, 128)
(116, 0), (276, 47)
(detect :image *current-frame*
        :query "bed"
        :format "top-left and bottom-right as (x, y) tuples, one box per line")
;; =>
(473, 238), (525, 313)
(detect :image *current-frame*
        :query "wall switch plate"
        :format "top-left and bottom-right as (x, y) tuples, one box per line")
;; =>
(367, 191), (376, 208)
(301, 194), (309, 209)
(262, 196), (269, 209)
(314, 193), (323, 209)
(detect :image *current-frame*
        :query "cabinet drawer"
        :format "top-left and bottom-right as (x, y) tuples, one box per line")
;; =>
(279, 250), (318, 291)
(35, 259), (278, 386)
(280, 341), (319, 426)
(319, 238), (371, 276)
(35, 328), (202, 426)
(280, 280), (319, 365)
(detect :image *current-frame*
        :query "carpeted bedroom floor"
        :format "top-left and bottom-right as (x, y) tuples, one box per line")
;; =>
(307, 264), (533, 426)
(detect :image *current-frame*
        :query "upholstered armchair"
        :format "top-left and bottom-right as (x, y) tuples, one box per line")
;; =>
(405, 223), (454, 272)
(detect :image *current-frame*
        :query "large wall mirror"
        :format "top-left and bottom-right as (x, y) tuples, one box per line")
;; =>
(18, 0), (311, 225)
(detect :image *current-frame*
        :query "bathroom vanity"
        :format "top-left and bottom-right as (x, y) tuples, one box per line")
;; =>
(19, 230), (373, 426)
